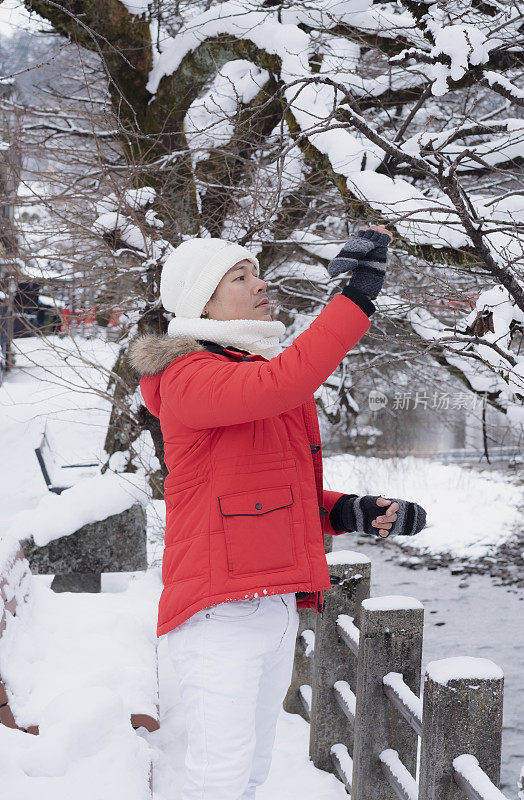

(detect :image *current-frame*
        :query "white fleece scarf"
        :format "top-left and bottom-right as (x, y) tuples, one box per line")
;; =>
(167, 316), (286, 359)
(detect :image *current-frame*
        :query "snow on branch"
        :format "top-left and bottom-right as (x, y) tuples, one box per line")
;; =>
(407, 284), (524, 423)
(92, 189), (171, 265)
(480, 71), (524, 107)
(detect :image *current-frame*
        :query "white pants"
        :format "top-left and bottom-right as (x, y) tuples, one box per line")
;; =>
(167, 592), (300, 800)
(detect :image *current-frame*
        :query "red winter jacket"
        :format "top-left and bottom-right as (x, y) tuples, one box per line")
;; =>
(129, 294), (371, 637)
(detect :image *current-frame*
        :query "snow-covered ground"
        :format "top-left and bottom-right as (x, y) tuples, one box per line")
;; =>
(324, 453), (523, 561)
(1, 333), (522, 798)
(0, 334), (120, 530)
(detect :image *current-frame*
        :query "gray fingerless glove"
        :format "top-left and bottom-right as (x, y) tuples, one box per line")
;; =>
(328, 229), (390, 301)
(328, 234), (378, 278)
(329, 493), (427, 538)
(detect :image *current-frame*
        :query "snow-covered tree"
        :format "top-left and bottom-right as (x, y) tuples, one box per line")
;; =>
(1, 0), (522, 485)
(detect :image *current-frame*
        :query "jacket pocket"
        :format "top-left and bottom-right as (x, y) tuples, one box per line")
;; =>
(218, 484), (297, 576)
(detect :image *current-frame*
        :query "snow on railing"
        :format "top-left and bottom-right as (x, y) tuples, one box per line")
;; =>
(330, 743), (353, 794)
(284, 550), (512, 800)
(454, 755), (509, 800)
(379, 748), (418, 800)
(382, 671), (423, 737)
(299, 628), (315, 658)
(333, 679), (356, 728)
(298, 684), (311, 719)
(335, 612), (359, 656)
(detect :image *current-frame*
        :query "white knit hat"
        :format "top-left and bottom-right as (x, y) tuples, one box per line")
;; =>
(160, 237), (260, 318)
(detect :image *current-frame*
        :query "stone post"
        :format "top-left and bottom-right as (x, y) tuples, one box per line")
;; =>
(285, 527), (333, 718)
(283, 607), (316, 719)
(418, 657), (504, 800)
(309, 550), (371, 772)
(351, 597), (424, 800)
(20, 503), (147, 592)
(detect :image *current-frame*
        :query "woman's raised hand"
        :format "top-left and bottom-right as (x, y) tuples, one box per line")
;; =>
(360, 224), (393, 243)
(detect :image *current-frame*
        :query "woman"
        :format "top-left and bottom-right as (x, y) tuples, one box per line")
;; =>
(129, 227), (426, 800)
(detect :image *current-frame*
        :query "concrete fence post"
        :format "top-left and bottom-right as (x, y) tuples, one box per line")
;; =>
(308, 550), (371, 773)
(283, 606), (316, 719)
(284, 532), (334, 719)
(418, 657), (504, 800)
(351, 596), (424, 800)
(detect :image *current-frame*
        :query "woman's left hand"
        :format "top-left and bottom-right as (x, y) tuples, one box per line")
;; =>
(371, 496), (399, 538)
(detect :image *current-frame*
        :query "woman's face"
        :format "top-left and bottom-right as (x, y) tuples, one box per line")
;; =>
(203, 259), (272, 321)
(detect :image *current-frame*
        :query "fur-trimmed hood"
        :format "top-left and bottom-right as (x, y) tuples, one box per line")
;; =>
(127, 334), (206, 377)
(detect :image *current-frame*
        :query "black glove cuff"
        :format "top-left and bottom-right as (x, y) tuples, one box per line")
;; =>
(329, 494), (359, 532)
(340, 284), (376, 316)
(348, 267), (385, 301)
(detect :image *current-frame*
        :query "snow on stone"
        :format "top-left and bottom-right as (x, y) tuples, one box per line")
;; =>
(454, 754), (509, 800)
(426, 656), (503, 686)
(337, 614), (360, 648)
(7, 471), (151, 546)
(379, 749), (418, 800)
(383, 672), (423, 722)
(334, 680), (356, 718)
(330, 742), (353, 785)
(326, 549), (371, 566)
(363, 595), (423, 612)
(0, 562), (161, 799)
(300, 628), (315, 658)
(299, 684), (312, 716)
